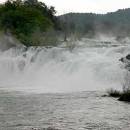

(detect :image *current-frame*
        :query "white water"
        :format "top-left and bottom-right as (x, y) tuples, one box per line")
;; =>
(0, 40), (129, 93)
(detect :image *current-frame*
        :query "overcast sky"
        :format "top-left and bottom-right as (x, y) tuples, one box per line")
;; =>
(43, 0), (130, 15)
(1, 0), (130, 15)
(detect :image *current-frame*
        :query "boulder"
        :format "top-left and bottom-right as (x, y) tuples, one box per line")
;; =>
(120, 54), (130, 71)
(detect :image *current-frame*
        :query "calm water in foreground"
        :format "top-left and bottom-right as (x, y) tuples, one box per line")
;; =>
(0, 91), (130, 130)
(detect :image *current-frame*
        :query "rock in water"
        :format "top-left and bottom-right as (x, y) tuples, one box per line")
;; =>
(120, 54), (130, 71)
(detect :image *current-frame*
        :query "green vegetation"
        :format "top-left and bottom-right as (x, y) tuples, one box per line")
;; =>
(119, 90), (130, 102)
(0, 0), (60, 46)
(59, 9), (130, 38)
(107, 89), (122, 97)
(1, 1), (130, 46)
(108, 88), (130, 102)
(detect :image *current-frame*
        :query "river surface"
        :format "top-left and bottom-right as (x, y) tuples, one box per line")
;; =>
(0, 91), (130, 130)
(0, 39), (130, 129)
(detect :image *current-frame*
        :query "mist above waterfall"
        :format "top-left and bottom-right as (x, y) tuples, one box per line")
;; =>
(0, 39), (129, 93)
(0, 34), (24, 51)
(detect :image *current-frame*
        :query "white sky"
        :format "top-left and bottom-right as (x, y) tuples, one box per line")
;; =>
(43, 0), (130, 15)
(0, 0), (130, 15)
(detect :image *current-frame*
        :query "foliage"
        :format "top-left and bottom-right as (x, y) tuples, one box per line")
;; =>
(107, 71), (130, 102)
(59, 9), (130, 38)
(119, 90), (130, 102)
(107, 89), (122, 97)
(107, 88), (130, 102)
(0, 0), (59, 46)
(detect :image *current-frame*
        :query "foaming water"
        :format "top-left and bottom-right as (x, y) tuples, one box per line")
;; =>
(0, 40), (129, 93)
(1, 91), (130, 130)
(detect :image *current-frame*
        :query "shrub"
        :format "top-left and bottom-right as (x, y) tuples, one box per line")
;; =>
(0, 0), (59, 46)
(119, 90), (130, 102)
(107, 88), (122, 97)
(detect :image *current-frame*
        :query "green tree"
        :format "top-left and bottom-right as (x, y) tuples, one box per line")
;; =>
(0, 0), (58, 46)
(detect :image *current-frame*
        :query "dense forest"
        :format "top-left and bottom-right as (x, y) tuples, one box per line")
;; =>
(0, 0), (61, 46)
(0, 0), (130, 47)
(59, 9), (130, 40)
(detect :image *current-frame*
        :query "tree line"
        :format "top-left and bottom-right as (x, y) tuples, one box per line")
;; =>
(0, 0), (61, 46)
(1, 0), (130, 46)
(59, 8), (130, 40)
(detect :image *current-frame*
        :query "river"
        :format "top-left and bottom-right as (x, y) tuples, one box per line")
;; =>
(0, 39), (130, 129)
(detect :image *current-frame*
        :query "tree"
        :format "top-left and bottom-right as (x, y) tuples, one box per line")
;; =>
(24, 0), (38, 6)
(0, 0), (59, 46)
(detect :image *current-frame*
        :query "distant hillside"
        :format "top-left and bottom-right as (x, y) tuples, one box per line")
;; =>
(59, 8), (130, 38)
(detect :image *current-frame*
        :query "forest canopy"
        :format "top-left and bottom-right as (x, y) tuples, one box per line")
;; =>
(0, 0), (130, 47)
(59, 9), (130, 39)
(0, 0), (59, 46)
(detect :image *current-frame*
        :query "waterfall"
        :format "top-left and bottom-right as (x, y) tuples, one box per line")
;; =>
(0, 40), (129, 93)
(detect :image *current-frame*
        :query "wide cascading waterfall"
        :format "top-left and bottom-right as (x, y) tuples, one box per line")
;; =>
(0, 41), (129, 93)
